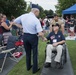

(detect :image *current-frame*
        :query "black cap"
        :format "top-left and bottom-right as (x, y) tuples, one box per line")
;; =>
(32, 4), (40, 10)
(52, 23), (60, 27)
(53, 14), (58, 17)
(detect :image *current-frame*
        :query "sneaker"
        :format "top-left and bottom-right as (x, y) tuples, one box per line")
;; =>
(33, 68), (40, 74)
(55, 62), (61, 69)
(44, 63), (51, 68)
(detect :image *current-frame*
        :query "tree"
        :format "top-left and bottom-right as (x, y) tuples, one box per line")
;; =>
(55, 0), (76, 16)
(27, 6), (31, 13)
(44, 9), (54, 16)
(0, 0), (27, 18)
(38, 5), (46, 18)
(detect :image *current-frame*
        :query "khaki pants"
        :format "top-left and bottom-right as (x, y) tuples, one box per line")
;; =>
(45, 44), (63, 63)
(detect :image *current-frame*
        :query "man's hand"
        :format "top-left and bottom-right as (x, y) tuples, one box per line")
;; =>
(43, 37), (47, 41)
(52, 42), (58, 47)
(10, 22), (14, 25)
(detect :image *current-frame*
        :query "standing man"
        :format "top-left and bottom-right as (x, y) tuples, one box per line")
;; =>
(14, 4), (46, 74)
(50, 14), (64, 34)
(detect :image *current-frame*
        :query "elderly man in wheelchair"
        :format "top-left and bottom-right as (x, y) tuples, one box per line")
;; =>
(44, 23), (66, 69)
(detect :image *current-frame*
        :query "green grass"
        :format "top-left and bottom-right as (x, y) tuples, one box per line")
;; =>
(7, 41), (46, 75)
(7, 40), (76, 75)
(66, 40), (76, 75)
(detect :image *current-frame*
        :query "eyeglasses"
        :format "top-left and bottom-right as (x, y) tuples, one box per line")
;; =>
(52, 24), (59, 27)
(52, 25), (56, 27)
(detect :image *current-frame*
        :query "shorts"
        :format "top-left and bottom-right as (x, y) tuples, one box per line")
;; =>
(70, 27), (74, 32)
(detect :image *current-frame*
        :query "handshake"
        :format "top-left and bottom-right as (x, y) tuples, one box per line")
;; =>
(42, 37), (47, 42)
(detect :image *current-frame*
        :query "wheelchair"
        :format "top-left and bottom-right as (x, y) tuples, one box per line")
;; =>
(45, 42), (67, 69)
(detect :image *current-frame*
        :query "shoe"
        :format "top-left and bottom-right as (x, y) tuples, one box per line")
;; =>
(44, 63), (51, 68)
(33, 68), (40, 74)
(27, 65), (32, 71)
(55, 62), (61, 69)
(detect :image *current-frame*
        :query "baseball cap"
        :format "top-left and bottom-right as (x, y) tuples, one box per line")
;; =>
(52, 23), (60, 27)
(32, 4), (40, 10)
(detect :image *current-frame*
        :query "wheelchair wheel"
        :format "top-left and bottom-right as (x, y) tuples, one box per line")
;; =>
(64, 48), (67, 63)
(60, 48), (67, 69)
(60, 55), (64, 69)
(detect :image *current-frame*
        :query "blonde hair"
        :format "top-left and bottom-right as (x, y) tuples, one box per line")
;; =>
(0, 15), (3, 21)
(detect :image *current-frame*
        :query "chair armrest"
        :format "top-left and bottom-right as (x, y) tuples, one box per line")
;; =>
(1, 48), (15, 53)
(62, 43), (66, 50)
(0, 46), (6, 50)
(63, 43), (66, 47)
(47, 42), (50, 44)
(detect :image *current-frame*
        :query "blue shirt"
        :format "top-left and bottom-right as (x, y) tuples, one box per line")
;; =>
(14, 12), (43, 34)
(47, 31), (65, 44)
(6, 20), (10, 26)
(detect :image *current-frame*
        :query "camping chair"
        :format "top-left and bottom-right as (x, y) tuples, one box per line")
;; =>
(0, 34), (3, 46)
(0, 35), (18, 72)
(14, 34), (24, 52)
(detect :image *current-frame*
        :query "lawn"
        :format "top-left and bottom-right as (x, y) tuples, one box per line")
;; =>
(7, 40), (76, 75)
(66, 40), (76, 75)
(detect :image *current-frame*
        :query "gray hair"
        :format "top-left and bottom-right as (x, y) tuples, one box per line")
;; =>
(31, 8), (39, 12)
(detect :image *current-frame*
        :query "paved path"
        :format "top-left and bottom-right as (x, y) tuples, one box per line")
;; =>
(41, 48), (74, 75)
(0, 49), (25, 75)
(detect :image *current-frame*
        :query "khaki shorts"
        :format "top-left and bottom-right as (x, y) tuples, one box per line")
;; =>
(70, 27), (74, 32)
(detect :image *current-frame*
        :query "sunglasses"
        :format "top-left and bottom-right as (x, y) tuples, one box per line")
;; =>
(52, 24), (59, 27)
(52, 25), (56, 27)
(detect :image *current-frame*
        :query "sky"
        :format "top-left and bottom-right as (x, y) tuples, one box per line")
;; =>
(25, 0), (58, 12)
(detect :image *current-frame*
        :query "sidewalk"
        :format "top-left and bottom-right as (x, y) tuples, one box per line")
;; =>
(41, 48), (74, 75)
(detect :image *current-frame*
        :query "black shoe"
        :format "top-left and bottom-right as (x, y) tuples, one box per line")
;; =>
(55, 62), (61, 69)
(44, 63), (51, 68)
(27, 65), (32, 71)
(33, 68), (40, 74)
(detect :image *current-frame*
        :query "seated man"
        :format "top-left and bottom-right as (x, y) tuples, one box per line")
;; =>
(50, 14), (64, 34)
(44, 23), (65, 68)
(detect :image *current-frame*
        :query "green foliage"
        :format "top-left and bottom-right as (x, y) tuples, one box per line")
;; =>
(0, 0), (53, 19)
(0, 0), (27, 18)
(55, 0), (76, 15)
(27, 6), (31, 13)
(44, 9), (54, 16)
(39, 5), (46, 18)
(66, 41), (76, 75)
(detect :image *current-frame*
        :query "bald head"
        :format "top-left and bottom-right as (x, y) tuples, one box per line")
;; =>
(31, 8), (40, 17)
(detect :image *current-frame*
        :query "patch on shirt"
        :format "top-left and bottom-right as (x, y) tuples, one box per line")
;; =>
(53, 39), (57, 43)
(50, 35), (55, 40)
(58, 35), (61, 38)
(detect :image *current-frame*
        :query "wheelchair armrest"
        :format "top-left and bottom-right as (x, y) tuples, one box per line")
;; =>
(62, 43), (66, 50)
(47, 42), (50, 44)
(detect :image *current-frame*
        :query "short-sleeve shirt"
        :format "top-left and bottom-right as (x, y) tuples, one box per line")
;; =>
(70, 19), (74, 27)
(46, 31), (65, 44)
(0, 22), (10, 34)
(14, 12), (43, 34)
(50, 19), (64, 27)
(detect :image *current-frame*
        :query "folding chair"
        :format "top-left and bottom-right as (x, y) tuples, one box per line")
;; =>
(0, 34), (3, 46)
(0, 35), (18, 72)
